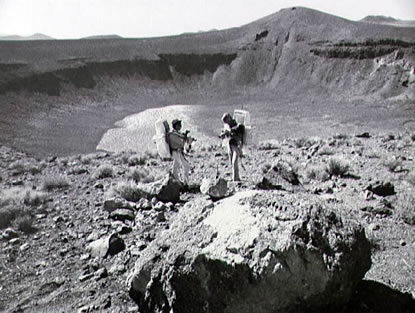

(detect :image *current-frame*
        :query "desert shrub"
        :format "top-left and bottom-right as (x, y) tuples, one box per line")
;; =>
(325, 158), (350, 177)
(12, 215), (36, 234)
(307, 167), (330, 182)
(411, 134), (415, 142)
(42, 175), (70, 191)
(0, 206), (25, 229)
(295, 137), (308, 148)
(129, 168), (157, 183)
(258, 140), (280, 150)
(8, 160), (26, 174)
(114, 180), (144, 202)
(318, 145), (335, 156)
(23, 190), (48, 206)
(127, 154), (148, 166)
(396, 193), (415, 225)
(93, 164), (114, 179)
(80, 154), (94, 165)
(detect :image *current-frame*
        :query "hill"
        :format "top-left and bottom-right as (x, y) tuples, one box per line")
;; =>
(0, 33), (55, 41)
(361, 15), (415, 27)
(0, 6), (414, 157)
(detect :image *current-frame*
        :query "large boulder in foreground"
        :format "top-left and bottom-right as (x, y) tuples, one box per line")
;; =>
(127, 190), (371, 313)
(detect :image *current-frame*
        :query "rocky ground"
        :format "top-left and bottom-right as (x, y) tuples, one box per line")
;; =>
(0, 131), (415, 313)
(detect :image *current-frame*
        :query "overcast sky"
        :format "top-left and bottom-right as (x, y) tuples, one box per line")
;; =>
(0, 0), (414, 39)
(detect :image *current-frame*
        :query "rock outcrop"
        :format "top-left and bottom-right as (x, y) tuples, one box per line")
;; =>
(127, 190), (371, 313)
(137, 173), (183, 203)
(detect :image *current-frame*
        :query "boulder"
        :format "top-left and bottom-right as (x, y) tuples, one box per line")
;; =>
(127, 191), (371, 313)
(200, 177), (228, 199)
(367, 182), (396, 197)
(110, 208), (135, 222)
(137, 173), (182, 203)
(87, 234), (125, 258)
(103, 198), (125, 213)
(256, 161), (301, 191)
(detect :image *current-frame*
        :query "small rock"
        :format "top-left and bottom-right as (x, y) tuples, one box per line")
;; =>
(110, 208), (135, 222)
(20, 243), (30, 251)
(95, 267), (108, 280)
(369, 224), (380, 231)
(78, 305), (90, 313)
(3, 228), (19, 240)
(367, 182), (396, 197)
(400, 240), (406, 246)
(103, 198), (124, 213)
(80, 254), (90, 261)
(356, 132), (371, 138)
(87, 234), (125, 258)
(109, 264), (126, 275)
(79, 273), (94, 282)
(9, 238), (21, 245)
(200, 177), (228, 199)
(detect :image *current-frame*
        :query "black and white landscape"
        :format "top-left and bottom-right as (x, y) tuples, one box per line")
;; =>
(0, 7), (414, 313)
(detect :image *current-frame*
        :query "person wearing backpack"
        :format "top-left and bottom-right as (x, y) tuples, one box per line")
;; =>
(168, 119), (191, 185)
(220, 113), (245, 182)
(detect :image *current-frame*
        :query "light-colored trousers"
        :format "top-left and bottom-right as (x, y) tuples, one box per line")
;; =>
(172, 149), (190, 184)
(227, 143), (241, 182)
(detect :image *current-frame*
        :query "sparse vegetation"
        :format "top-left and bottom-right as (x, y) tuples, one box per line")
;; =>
(8, 160), (43, 175)
(23, 189), (48, 206)
(325, 157), (350, 177)
(113, 180), (145, 202)
(42, 175), (70, 191)
(0, 187), (45, 229)
(318, 145), (335, 156)
(258, 140), (280, 150)
(12, 215), (36, 234)
(307, 167), (330, 182)
(93, 164), (114, 179)
(129, 168), (157, 183)
(127, 154), (148, 166)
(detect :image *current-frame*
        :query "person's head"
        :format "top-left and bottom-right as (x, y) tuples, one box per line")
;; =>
(221, 112), (234, 125)
(172, 119), (182, 130)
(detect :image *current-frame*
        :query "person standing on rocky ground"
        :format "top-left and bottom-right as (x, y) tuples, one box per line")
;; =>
(168, 119), (191, 185)
(220, 112), (245, 182)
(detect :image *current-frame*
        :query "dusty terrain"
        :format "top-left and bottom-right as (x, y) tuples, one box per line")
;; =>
(0, 6), (414, 313)
(1, 131), (415, 312)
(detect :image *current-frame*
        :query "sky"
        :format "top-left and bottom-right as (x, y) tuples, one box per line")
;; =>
(0, 0), (414, 39)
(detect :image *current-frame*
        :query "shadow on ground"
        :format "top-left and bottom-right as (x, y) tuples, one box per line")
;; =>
(340, 280), (415, 313)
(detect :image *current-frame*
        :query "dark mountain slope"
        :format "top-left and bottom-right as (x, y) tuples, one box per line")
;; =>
(0, 7), (414, 99)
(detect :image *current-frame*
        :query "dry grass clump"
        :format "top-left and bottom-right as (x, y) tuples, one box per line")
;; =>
(12, 215), (36, 234)
(396, 193), (415, 225)
(8, 160), (43, 175)
(93, 164), (114, 179)
(42, 175), (70, 191)
(23, 189), (49, 206)
(0, 187), (46, 230)
(318, 145), (335, 156)
(258, 140), (280, 150)
(307, 167), (330, 182)
(127, 154), (148, 166)
(325, 157), (350, 177)
(129, 168), (157, 183)
(113, 180), (145, 202)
